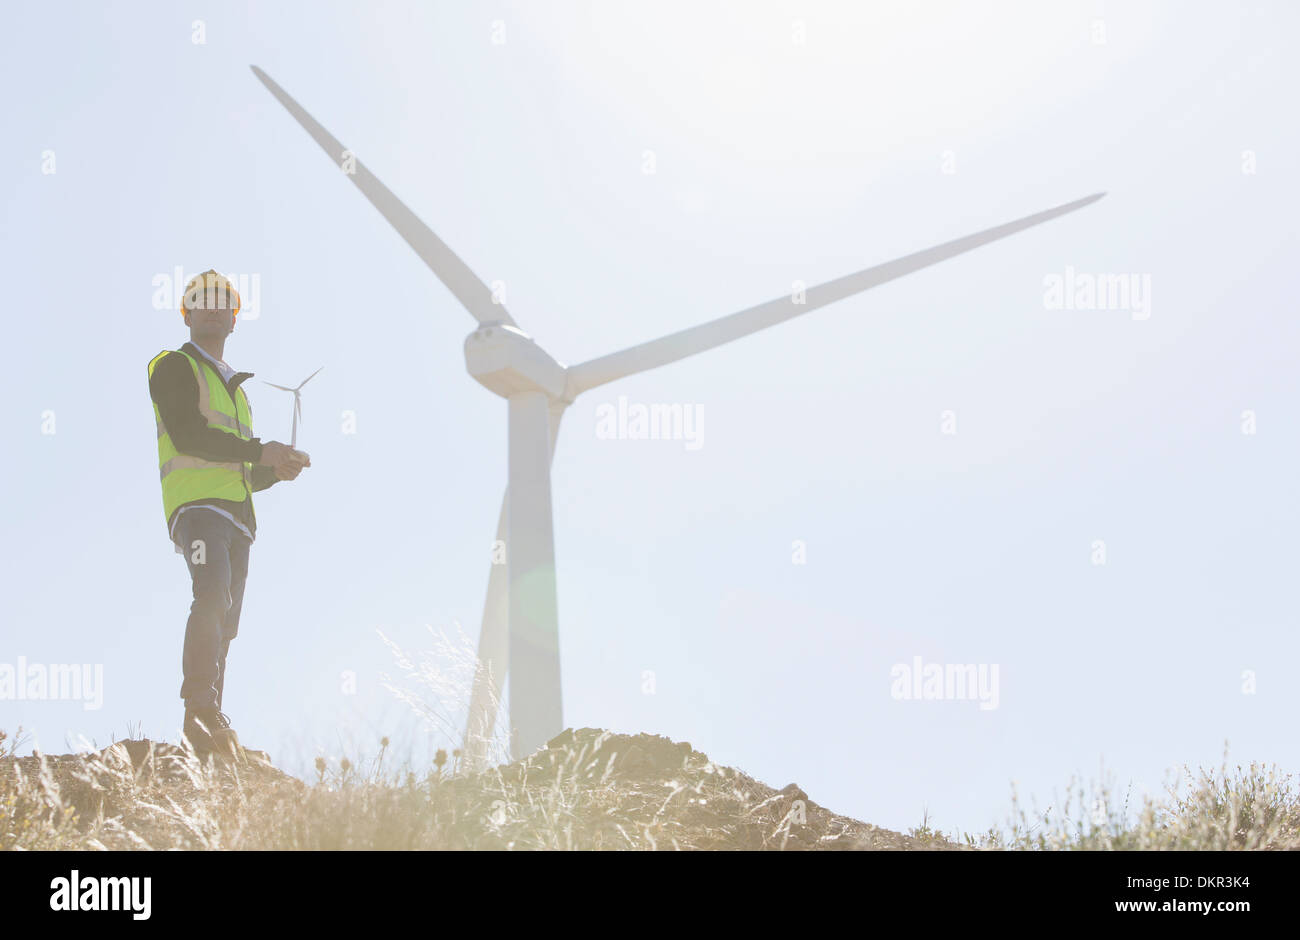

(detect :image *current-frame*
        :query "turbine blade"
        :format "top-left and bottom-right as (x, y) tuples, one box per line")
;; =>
(250, 66), (517, 328)
(264, 381), (295, 392)
(296, 366), (324, 390)
(462, 491), (509, 772)
(564, 192), (1105, 397)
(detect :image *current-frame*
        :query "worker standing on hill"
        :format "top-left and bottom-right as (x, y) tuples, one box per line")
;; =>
(147, 269), (310, 762)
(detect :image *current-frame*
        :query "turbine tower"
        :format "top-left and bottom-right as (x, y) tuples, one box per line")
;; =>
(251, 65), (1104, 769)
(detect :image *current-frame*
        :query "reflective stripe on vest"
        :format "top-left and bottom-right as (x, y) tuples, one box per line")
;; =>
(156, 409), (251, 439)
(148, 348), (256, 531)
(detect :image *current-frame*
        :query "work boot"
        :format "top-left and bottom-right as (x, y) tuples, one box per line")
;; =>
(183, 707), (241, 761)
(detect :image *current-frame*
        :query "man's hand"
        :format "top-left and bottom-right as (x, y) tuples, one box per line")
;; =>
(260, 441), (310, 480)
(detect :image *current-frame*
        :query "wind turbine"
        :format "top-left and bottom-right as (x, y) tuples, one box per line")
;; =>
(250, 64), (1105, 770)
(263, 366), (323, 448)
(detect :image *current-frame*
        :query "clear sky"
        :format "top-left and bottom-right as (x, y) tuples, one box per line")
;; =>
(2, 0), (1296, 838)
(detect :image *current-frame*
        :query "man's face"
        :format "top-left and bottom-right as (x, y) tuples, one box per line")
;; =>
(185, 287), (237, 337)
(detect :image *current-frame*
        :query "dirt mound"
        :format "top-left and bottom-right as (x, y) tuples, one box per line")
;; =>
(1, 738), (306, 849)
(2, 728), (965, 850)
(449, 727), (966, 850)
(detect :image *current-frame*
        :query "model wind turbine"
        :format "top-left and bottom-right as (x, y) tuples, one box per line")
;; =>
(263, 367), (323, 448)
(251, 64), (1105, 770)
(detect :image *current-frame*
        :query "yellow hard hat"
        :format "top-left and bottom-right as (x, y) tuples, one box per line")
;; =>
(181, 269), (241, 319)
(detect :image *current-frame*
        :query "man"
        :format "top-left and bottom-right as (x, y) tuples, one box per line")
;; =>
(147, 269), (310, 762)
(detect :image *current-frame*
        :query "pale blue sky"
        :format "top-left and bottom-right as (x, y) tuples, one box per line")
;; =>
(2, 0), (1296, 838)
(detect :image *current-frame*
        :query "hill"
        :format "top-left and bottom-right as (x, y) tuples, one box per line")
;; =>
(7, 726), (1297, 850)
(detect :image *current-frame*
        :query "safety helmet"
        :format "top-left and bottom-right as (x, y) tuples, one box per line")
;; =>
(181, 269), (241, 320)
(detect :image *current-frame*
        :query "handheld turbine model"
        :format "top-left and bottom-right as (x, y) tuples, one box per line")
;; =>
(262, 366), (323, 449)
(250, 64), (1105, 770)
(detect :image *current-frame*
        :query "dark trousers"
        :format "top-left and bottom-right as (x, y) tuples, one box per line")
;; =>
(174, 508), (251, 712)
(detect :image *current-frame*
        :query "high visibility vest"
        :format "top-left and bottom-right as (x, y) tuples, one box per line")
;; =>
(148, 349), (256, 533)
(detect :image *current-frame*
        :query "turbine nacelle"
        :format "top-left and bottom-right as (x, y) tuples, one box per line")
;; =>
(465, 321), (567, 401)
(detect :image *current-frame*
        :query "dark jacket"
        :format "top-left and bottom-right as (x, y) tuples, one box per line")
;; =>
(148, 341), (279, 540)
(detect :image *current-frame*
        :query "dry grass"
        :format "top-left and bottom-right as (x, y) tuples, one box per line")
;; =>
(966, 742), (1300, 850)
(0, 724), (941, 850)
(4, 724), (1297, 850)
